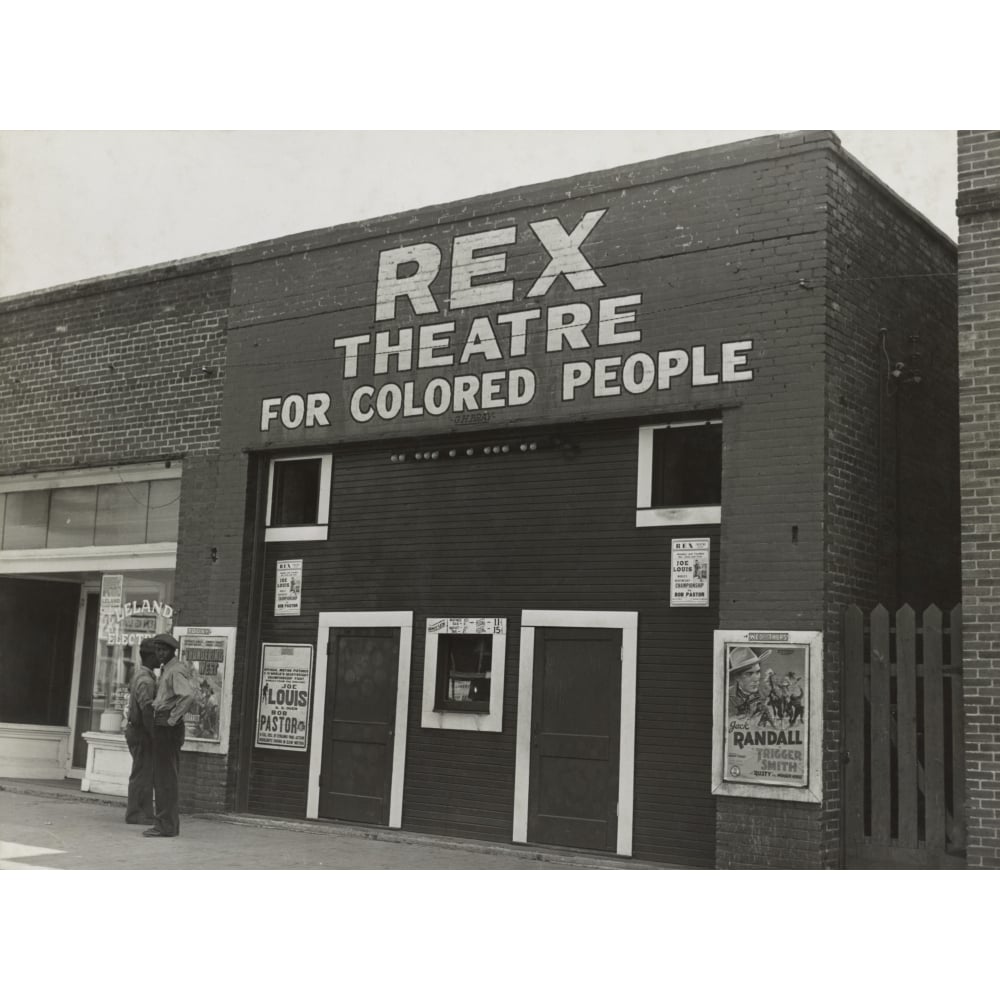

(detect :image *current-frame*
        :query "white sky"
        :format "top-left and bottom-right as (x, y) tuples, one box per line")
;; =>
(0, 130), (957, 299)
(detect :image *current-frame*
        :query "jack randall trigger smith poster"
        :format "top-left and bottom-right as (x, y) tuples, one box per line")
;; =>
(711, 629), (823, 804)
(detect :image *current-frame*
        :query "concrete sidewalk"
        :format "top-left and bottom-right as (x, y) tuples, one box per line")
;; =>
(0, 777), (671, 870)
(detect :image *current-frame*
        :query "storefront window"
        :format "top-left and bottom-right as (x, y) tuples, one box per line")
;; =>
(0, 477), (178, 550)
(90, 572), (175, 732)
(47, 486), (98, 547)
(95, 482), (150, 546)
(3, 490), (49, 549)
(146, 479), (181, 542)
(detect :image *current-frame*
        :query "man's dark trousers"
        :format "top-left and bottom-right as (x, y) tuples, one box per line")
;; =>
(151, 721), (185, 836)
(124, 726), (154, 824)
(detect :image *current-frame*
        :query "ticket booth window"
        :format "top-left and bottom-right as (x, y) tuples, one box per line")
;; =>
(435, 634), (493, 713)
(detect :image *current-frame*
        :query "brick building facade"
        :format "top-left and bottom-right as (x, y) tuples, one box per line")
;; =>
(0, 131), (961, 867)
(957, 130), (1000, 870)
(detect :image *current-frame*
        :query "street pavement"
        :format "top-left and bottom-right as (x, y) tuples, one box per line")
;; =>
(0, 787), (633, 870)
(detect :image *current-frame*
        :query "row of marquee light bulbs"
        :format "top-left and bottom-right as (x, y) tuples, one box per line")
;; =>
(389, 442), (541, 463)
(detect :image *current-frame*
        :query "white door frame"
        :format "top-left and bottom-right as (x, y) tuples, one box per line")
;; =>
(65, 583), (96, 776)
(308, 611), (413, 828)
(512, 610), (638, 857)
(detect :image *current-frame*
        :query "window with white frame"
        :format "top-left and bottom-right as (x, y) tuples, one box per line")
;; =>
(421, 617), (507, 732)
(265, 454), (332, 542)
(636, 417), (722, 527)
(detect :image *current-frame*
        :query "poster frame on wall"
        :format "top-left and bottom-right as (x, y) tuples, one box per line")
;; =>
(711, 628), (823, 804)
(173, 626), (237, 756)
(255, 643), (315, 752)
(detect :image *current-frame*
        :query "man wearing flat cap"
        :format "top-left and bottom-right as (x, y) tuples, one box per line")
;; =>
(123, 637), (158, 825)
(727, 646), (772, 722)
(144, 632), (195, 838)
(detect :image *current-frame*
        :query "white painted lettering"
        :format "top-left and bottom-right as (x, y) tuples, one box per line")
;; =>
(374, 328), (414, 375)
(261, 397), (281, 431)
(418, 323), (456, 368)
(425, 378), (451, 415)
(658, 350), (690, 389)
(281, 395), (305, 428)
(333, 334), (371, 379)
(528, 210), (607, 297)
(350, 386), (375, 423)
(452, 375), (479, 412)
(376, 383), (403, 419)
(402, 382), (424, 417)
(691, 346), (720, 385)
(546, 303), (592, 352)
(305, 393), (331, 427)
(460, 316), (504, 365)
(480, 371), (506, 408)
(562, 361), (592, 401)
(594, 356), (622, 397)
(722, 340), (754, 382)
(508, 368), (536, 406)
(623, 353), (655, 394)
(598, 294), (642, 346)
(497, 309), (541, 358)
(450, 227), (516, 309)
(375, 243), (442, 320)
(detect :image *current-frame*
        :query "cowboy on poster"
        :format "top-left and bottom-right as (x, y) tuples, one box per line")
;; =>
(712, 630), (823, 802)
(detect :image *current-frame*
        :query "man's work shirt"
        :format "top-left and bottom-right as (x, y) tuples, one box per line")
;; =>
(153, 657), (197, 727)
(127, 665), (157, 735)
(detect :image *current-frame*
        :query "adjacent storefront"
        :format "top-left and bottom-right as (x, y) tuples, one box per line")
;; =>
(0, 463), (180, 784)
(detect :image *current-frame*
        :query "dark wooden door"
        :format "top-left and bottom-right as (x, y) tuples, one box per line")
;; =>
(528, 627), (621, 852)
(319, 627), (399, 826)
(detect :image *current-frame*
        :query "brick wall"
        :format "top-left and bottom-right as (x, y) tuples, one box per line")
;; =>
(716, 138), (958, 869)
(0, 262), (236, 811)
(957, 130), (1000, 869)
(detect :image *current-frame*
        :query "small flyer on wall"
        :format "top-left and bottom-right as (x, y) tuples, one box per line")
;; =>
(275, 559), (303, 616)
(256, 644), (313, 751)
(100, 574), (124, 612)
(712, 629), (823, 803)
(670, 538), (710, 607)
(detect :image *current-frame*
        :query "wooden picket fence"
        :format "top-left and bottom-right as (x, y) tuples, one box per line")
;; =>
(843, 604), (966, 868)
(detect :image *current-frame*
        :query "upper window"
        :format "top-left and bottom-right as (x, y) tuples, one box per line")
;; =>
(636, 418), (722, 527)
(265, 454), (332, 542)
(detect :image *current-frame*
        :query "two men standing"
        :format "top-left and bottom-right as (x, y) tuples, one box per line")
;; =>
(124, 632), (196, 838)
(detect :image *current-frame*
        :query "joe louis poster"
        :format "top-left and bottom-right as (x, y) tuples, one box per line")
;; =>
(711, 629), (823, 804)
(670, 538), (710, 607)
(255, 643), (313, 750)
(275, 559), (303, 616)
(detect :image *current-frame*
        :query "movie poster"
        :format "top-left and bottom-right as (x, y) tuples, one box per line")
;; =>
(178, 630), (229, 742)
(713, 630), (823, 802)
(172, 626), (236, 755)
